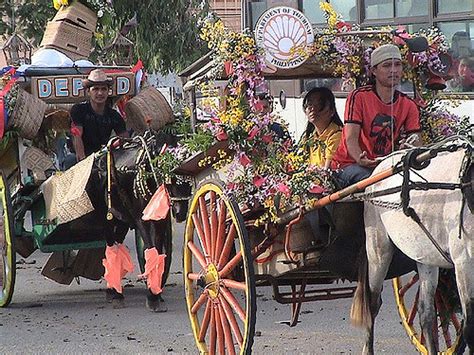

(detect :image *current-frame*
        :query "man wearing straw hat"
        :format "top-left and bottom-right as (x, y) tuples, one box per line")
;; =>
(71, 69), (131, 305)
(330, 44), (422, 188)
(70, 68), (128, 161)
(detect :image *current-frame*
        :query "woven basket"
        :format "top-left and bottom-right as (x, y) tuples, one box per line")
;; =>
(40, 20), (93, 58)
(53, 1), (98, 32)
(11, 88), (47, 140)
(125, 86), (175, 134)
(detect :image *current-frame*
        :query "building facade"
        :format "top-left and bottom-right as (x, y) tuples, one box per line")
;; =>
(210, 0), (242, 31)
(244, 0), (473, 95)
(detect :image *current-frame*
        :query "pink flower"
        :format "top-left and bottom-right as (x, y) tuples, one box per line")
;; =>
(70, 124), (81, 137)
(262, 134), (273, 143)
(247, 126), (259, 140)
(254, 100), (264, 112)
(253, 175), (265, 187)
(336, 21), (352, 32)
(224, 61), (234, 76)
(216, 129), (228, 141)
(309, 185), (326, 194)
(239, 153), (251, 166)
(277, 183), (291, 197)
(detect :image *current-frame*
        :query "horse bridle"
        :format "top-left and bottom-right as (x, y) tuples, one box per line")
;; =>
(352, 135), (473, 265)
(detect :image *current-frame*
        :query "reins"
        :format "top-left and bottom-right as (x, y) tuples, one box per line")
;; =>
(103, 132), (162, 220)
(351, 136), (473, 266)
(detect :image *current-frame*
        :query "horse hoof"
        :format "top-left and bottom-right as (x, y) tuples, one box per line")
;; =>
(112, 298), (125, 309)
(146, 294), (167, 313)
(106, 288), (124, 306)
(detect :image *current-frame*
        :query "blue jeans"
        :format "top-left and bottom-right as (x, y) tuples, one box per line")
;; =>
(334, 164), (374, 188)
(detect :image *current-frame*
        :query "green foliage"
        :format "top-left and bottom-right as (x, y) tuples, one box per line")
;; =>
(0, 130), (18, 154)
(95, 0), (210, 73)
(1, 0), (210, 73)
(0, 0), (55, 46)
(180, 128), (214, 153)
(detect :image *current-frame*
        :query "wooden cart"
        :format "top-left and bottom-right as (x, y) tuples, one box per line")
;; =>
(0, 66), (173, 307)
(176, 37), (466, 355)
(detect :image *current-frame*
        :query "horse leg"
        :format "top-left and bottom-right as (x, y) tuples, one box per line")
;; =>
(137, 220), (167, 313)
(103, 222), (133, 308)
(453, 260), (474, 353)
(353, 204), (394, 355)
(416, 263), (439, 355)
(451, 205), (474, 354)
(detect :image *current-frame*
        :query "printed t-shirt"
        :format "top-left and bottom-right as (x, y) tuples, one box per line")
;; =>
(331, 86), (420, 169)
(70, 101), (126, 156)
(308, 121), (342, 167)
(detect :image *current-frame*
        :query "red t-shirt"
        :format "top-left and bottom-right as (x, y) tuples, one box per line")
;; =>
(331, 86), (420, 169)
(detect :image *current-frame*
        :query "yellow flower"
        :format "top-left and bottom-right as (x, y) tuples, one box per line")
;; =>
(53, 0), (69, 10)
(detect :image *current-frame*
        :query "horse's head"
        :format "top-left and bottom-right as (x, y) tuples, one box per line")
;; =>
(167, 179), (191, 223)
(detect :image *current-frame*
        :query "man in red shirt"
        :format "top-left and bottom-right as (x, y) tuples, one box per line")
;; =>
(331, 44), (422, 187)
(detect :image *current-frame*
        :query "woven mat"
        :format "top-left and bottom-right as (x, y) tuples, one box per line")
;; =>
(41, 155), (95, 224)
(22, 147), (55, 181)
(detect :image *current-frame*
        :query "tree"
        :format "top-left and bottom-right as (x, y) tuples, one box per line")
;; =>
(1, 0), (211, 73)
(97, 0), (210, 73)
(0, 0), (55, 46)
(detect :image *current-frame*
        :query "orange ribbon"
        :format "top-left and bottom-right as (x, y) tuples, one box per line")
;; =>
(102, 244), (134, 293)
(138, 248), (166, 295)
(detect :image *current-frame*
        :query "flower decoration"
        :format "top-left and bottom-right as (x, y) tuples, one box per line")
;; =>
(150, 6), (466, 226)
(51, 0), (115, 23)
(186, 17), (337, 224)
(418, 94), (471, 144)
(295, 2), (367, 89)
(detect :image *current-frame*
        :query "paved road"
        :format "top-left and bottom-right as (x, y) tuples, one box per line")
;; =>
(2, 222), (418, 354)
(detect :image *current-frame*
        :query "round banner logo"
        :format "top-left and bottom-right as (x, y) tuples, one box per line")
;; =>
(255, 7), (314, 69)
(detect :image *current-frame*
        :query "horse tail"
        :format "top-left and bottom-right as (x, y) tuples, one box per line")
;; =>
(350, 248), (372, 328)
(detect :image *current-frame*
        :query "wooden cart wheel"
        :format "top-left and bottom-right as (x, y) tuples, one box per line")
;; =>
(184, 180), (256, 355)
(0, 173), (15, 307)
(393, 270), (465, 354)
(135, 215), (173, 286)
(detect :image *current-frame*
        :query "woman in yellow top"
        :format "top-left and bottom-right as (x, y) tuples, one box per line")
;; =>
(300, 87), (343, 168)
(299, 88), (343, 246)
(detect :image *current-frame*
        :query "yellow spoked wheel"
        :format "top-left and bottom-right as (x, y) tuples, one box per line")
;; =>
(0, 173), (15, 307)
(393, 270), (464, 354)
(184, 180), (256, 355)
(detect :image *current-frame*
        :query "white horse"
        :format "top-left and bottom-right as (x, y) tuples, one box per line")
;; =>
(350, 136), (473, 355)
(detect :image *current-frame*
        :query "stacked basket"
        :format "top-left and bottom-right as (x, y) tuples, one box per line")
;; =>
(124, 86), (175, 134)
(39, 1), (97, 60)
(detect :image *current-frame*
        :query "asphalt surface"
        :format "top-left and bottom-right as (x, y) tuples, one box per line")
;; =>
(2, 222), (419, 354)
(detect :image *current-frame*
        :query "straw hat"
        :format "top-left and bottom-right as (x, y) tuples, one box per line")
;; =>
(82, 69), (113, 88)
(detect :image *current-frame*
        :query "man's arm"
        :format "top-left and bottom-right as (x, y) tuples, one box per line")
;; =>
(399, 100), (422, 149)
(345, 123), (377, 167)
(72, 126), (86, 161)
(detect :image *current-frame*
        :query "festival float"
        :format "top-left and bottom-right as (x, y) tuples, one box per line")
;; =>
(174, 4), (472, 355)
(0, 0), (175, 309)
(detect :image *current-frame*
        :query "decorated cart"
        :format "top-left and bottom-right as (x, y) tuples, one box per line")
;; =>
(173, 5), (472, 355)
(0, 0), (182, 309)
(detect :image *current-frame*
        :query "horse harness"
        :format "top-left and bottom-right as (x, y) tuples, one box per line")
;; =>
(352, 137), (473, 266)
(103, 134), (161, 220)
